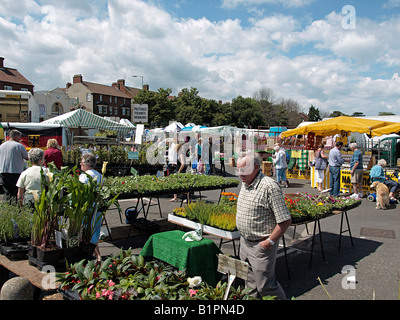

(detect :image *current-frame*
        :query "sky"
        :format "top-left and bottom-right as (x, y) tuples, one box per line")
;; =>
(1, 0), (400, 117)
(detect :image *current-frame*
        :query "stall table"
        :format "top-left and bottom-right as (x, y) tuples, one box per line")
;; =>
(140, 230), (221, 286)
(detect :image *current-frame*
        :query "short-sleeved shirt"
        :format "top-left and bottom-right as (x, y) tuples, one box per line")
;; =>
(16, 166), (47, 202)
(236, 171), (292, 241)
(79, 169), (102, 184)
(350, 149), (363, 170)
(0, 140), (28, 173)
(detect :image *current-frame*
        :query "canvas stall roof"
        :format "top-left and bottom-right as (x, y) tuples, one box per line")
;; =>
(281, 116), (395, 138)
(41, 108), (132, 133)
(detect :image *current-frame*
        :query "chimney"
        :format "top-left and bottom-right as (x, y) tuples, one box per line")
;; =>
(66, 82), (72, 89)
(143, 84), (149, 91)
(73, 74), (83, 83)
(0, 57), (4, 68)
(117, 79), (126, 93)
(112, 82), (119, 89)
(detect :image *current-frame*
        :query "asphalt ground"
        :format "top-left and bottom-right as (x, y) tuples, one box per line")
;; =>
(98, 164), (400, 301)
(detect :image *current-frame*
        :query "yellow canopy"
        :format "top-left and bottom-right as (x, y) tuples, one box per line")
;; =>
(281, 116), (395, 138)
(370, 122), (400, 137)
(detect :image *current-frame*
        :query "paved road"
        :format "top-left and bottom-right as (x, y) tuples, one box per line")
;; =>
(99, 165), (400, 300)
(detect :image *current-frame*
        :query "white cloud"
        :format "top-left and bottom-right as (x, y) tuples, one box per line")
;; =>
(222, 0), (315, 9)
(1, 0), (400, 117)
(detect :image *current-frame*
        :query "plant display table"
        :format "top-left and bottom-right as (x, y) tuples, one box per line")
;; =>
(168, 214), (240, 256)
(0, 254), (60, 294)
(140, 230), (221, 286)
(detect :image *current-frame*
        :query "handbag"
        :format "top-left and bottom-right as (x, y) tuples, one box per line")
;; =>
(314, 151), (327, 170)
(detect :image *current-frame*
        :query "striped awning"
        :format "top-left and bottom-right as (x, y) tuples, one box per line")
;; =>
(41, 109), (132, 133)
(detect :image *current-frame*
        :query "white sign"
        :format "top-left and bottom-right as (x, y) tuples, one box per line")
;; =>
(135, 124), (144, 144)
(132, 104), (148, 123)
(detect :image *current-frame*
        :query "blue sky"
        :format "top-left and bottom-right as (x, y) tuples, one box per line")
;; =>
(1, 0), (400, 117)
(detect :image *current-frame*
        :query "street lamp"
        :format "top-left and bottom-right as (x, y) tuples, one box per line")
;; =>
(132, 75), (143, 89)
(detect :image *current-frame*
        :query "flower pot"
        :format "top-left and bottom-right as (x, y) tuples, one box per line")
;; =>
(64, 245), (81, 263)
(79, 242), (96, 260)
(36, 246), (63, 264)
(28, 242), (37, 258)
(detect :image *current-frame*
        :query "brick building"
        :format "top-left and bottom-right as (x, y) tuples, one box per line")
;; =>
(66, 74), (149, 122)
(0, 57), (34, 122)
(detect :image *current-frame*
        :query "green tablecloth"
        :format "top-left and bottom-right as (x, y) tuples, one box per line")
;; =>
(140, 230), (221, 286)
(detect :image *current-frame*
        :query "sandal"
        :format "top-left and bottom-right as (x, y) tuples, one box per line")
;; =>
(169, 198), (179, 202)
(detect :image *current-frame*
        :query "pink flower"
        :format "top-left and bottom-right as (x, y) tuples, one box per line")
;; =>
(96, 292), (101, 299)
(189, 289), (197, 297)
(87, 285), (94, 292)
(108, 280), (115, 287)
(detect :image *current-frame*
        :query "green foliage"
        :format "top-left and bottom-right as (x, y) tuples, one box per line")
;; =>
(103, 173), (239, 197)
(57, 248), (262, 300)
(0, 202), (33, 242)
(308, 105), (322, 121)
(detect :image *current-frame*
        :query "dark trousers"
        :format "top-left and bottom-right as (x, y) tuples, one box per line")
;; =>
(0, 173), (21, 201)
(329, 166), (341, 197)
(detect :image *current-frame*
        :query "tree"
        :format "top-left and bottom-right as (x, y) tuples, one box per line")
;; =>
(329, 110), (347, 117)
(378, 112), (395, 116)
(229, 96), (265, 128)
(279, 98), (303, 127)
(173, 87), (203, 125)
(253, 88), (277, 126)
(308, 105), (322, 121)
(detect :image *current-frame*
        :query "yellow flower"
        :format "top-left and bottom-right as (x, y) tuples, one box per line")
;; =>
(47, 171), (54, 182)
(102, 162), (108, 176)
(31, 190), (39, 202)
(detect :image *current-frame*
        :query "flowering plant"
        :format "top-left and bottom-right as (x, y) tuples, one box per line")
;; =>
(57, 249), (260, 300)
(173, 192), (238, 231)
(284, 193), (361, 221)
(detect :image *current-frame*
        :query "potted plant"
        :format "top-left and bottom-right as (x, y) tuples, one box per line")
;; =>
(30, 165), (68, 264)
(0, 202), (33, 260)
(62, 163), (118, 261)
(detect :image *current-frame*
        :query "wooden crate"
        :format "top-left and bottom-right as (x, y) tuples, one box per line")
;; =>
(262, 161), (272, 176)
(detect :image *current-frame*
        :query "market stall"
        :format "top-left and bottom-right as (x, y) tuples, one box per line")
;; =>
(280, 116), (396, 191)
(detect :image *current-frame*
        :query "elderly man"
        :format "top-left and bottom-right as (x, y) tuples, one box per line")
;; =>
(0, 130), (29, 201)
(236, 151), (292, 300)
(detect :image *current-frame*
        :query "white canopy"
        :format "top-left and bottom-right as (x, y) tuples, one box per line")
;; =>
(42, 109), (132, 133)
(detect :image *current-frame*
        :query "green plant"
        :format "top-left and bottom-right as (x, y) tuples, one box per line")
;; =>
(56, 248), (263, 300)
(31, 164), (69, 248)
(0, 202), (33, 242)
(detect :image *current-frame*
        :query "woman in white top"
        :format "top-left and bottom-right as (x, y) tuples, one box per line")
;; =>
(79, 153), (102, 262)
(315, 143), (329, 192)
(17, 148), (46, 206)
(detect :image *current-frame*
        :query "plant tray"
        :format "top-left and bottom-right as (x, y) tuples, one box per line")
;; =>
(168, 214), (240, 240)
(28, 255), (66, 271)
(0, 242), (29, 260)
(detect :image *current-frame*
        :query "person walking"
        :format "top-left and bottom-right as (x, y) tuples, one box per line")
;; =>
(0, 130), (29, 201)
(236, 151), (292, 300)
(328, 141), (345, 197)
(349, 142), (364, 199)
(273, 145), (289, 187)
